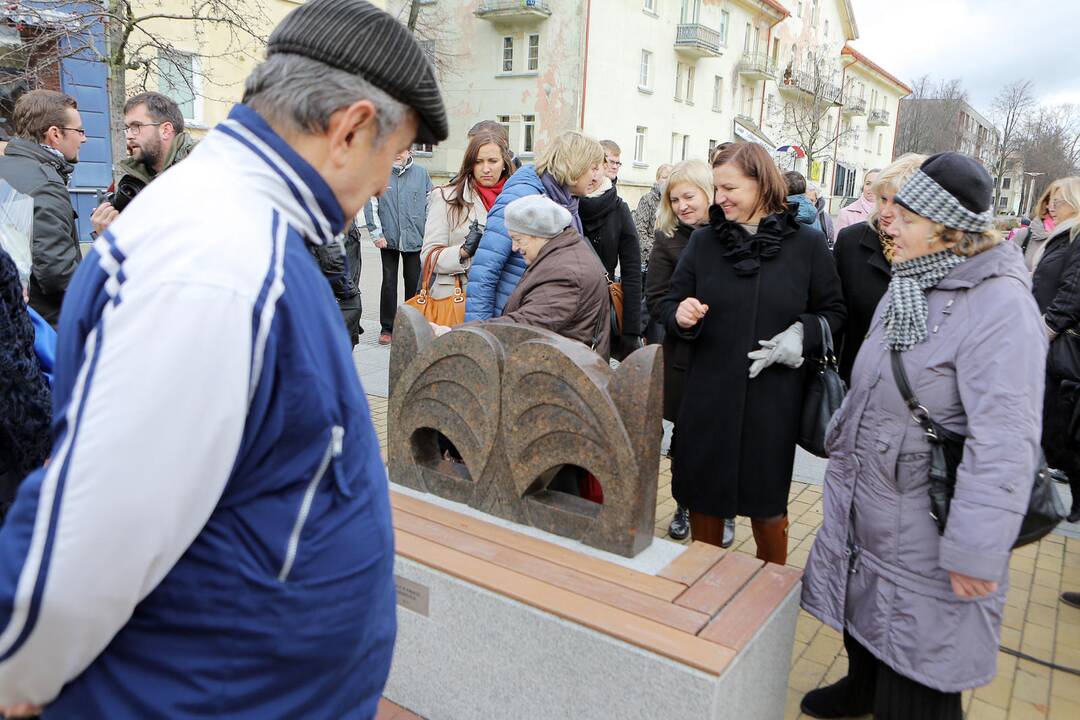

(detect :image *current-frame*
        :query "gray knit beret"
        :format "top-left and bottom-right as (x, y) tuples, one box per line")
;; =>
(505, 195), (573, 238)
(267, 0), (448, 144)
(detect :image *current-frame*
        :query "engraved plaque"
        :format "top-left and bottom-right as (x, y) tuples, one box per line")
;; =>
(395, 575), (430, 617)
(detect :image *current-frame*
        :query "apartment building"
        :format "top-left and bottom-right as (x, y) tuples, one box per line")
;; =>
(895, 97), (1000, 168)
(411, 0), (908, 210)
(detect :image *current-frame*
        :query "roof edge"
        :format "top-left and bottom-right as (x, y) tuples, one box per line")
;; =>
(842, 45), (912, 95)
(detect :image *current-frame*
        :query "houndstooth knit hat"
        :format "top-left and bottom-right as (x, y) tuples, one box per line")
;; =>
(268, 0), (448, 144)
(894, 152), (994, 232)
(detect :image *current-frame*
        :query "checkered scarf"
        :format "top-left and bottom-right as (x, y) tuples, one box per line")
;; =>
(882, 250), (966, 351)
(894, 169), (993, 233)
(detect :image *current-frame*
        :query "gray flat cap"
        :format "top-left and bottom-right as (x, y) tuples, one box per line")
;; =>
(267, 0), (449, 144)
(505, 195), (573, 239)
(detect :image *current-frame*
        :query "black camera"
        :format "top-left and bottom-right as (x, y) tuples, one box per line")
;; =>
(101, 175), (147, 213)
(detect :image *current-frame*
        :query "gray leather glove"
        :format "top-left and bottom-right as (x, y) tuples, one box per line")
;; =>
(748, 322), (804, 379)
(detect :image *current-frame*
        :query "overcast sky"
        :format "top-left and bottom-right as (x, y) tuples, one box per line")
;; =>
(848, 0), (1079, 116)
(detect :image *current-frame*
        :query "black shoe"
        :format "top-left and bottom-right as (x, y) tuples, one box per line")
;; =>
(668, 506), (690, 540)
(1050, 467), (1068, 484)
(800, 678), (870, 719)
(1068, 510), (1080, 524)
(1062, 592), (1080, 609)
(720, 517), (735, 548)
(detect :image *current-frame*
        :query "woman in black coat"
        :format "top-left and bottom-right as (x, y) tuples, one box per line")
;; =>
(579, 177), (642, 357)
(833, 154), (926, 383)
(658, 143), (845, 561)
(0, 248), (52, 522)
(644, 160), (729, 543)
(1031, 177), (1080, 522)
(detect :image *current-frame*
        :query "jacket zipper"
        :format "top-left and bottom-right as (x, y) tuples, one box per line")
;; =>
(278, 425), (344, 582)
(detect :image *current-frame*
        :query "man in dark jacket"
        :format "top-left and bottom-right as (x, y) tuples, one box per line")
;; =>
(90, 92), (198, 233)
(0, 90), (85, 326)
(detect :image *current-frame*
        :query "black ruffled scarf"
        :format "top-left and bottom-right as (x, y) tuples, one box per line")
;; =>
(708, 203), (801, 276)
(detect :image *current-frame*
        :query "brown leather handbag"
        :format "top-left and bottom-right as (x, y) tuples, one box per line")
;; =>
(405, 247), (466, 327)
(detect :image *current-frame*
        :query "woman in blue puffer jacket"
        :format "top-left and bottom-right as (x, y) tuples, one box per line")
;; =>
(465, 131), (605, 320)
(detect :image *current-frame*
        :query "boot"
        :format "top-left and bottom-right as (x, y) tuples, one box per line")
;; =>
(751, 515), (789, 565)
(668, 506), (690, 540)
(800, 677), (870, 719)
(720, 517), (735, 548)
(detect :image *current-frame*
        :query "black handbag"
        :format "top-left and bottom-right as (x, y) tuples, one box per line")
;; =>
(798, 315), (847, 458)
(890, 351), (1066, 548)
(1048, 328), (1080, 381)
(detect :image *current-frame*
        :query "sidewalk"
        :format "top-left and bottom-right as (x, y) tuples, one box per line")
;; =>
(353, 249), (1080, 719)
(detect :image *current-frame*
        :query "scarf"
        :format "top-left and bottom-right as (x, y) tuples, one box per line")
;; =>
(878, 228), (896, 263)
(882, 249), (966, 351)
(475, 177), (505, 212)
(539, 171), (584, 235)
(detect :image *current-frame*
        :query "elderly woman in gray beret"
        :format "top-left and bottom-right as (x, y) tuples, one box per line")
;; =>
(433, 195), (611, 358)
(800, 152), (1047, 720)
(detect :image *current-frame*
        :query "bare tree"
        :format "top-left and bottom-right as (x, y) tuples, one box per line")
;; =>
(894, 76), (969, 157)
(989, 79), (1036, 209)
(1, 1), (271, 173)
(385, 0), (457, 79)
(778, 47), (852, 177)
(1020, 104), (1080, 205)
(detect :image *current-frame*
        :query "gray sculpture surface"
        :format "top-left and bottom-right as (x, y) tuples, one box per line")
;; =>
(388, 306), (664, 557)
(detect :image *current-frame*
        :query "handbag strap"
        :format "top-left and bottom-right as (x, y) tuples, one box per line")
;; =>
(815, 315), (836, 363)
(890, 350), (943, 442)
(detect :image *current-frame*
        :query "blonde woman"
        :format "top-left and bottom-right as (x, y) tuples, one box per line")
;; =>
(465, 131), (605, 320)
(642, 160), (723, 543)
(1015, 180), (1060, 270)
(832, 153), (926, 382)
(1031, 176), (1080, 523)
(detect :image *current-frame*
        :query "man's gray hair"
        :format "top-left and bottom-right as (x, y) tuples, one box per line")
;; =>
(242, 53), (409, 141)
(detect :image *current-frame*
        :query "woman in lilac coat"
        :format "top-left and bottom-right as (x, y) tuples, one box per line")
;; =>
(800, 153), (1046, 719)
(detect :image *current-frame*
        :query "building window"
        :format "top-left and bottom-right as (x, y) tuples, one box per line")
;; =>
(797, 1), (804, 17)
(522, 114), (535, 154)
(501, 36), (513, 72)
(635, 126), (647, 163)
(743, 22), (752, 54)
(413, 142), (434, 155)
(1002, 177), (1012, 190)
(877, 133), (884, 154)
(811, 0), (820, 26)
(158, 50), (197, 121)
(999, 196), (1008, 209)
(686, 65), (695, 104)
(719, 10), (729, 44)
(527, 34), (539, 71)
(682, 134), (690, 160)
(823, 20), (829, 42)
(639, 50), (652, 89)
(675, 62), (685, 100)
(712, 75), (723, 112)
(497, 114), (511, 140)
(741, 84), (754, 117)
(643, 0), (655, 10)
(680, 0), (700, 24)
(670, 133), (689, 162)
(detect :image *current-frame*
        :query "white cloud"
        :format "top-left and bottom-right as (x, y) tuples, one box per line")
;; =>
(848, 0), (1080, 115)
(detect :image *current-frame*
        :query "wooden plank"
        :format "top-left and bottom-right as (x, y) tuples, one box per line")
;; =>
(395, 530), (736, 676)
(390, 490), (685, 602)
(395, 508), (711, 634)
(697, 564), (803, 651)
(657, 541), (726, 586)
(674, 553), (765, 616)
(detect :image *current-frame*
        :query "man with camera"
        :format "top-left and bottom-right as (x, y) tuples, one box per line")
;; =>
(90, 92), (196, 233)
(0, 89), (86, 327)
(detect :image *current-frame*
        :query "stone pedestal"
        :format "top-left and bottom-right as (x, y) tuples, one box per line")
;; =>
(385, 489), (802, 720)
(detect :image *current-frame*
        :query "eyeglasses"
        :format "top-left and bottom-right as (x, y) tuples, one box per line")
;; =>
(61, 127), (86, 137)
(124, 121), (163, 135)
(606, 158), (622, 167)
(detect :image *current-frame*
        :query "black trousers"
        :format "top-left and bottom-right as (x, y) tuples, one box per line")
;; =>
(379, 248), (421, 333)
(841, 630), (962, 720)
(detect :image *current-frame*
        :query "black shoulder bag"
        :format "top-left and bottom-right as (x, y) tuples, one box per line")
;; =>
(798, 315), (847, 458)
(890, 351), (1065, 548)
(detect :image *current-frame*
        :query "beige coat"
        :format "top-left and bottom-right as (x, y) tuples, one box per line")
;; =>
(421, 183), (488, 299)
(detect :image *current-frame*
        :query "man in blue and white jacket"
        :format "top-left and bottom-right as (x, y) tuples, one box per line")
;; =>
(0, 1), (448, 717)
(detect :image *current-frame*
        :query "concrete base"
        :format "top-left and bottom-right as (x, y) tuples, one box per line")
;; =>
(385, 554), (800, 720)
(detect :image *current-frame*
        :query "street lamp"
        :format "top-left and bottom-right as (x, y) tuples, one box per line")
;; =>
(1022, 172), (1046, 217)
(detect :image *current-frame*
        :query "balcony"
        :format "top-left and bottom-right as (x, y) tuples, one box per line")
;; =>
(736, 53), (776, 81)
(475, 0), (551, 24)
(674, 23), (722, 58)
(841, 97), (866, 117)
(868, 108), (890, 126)
(778, 69), (842, 105)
